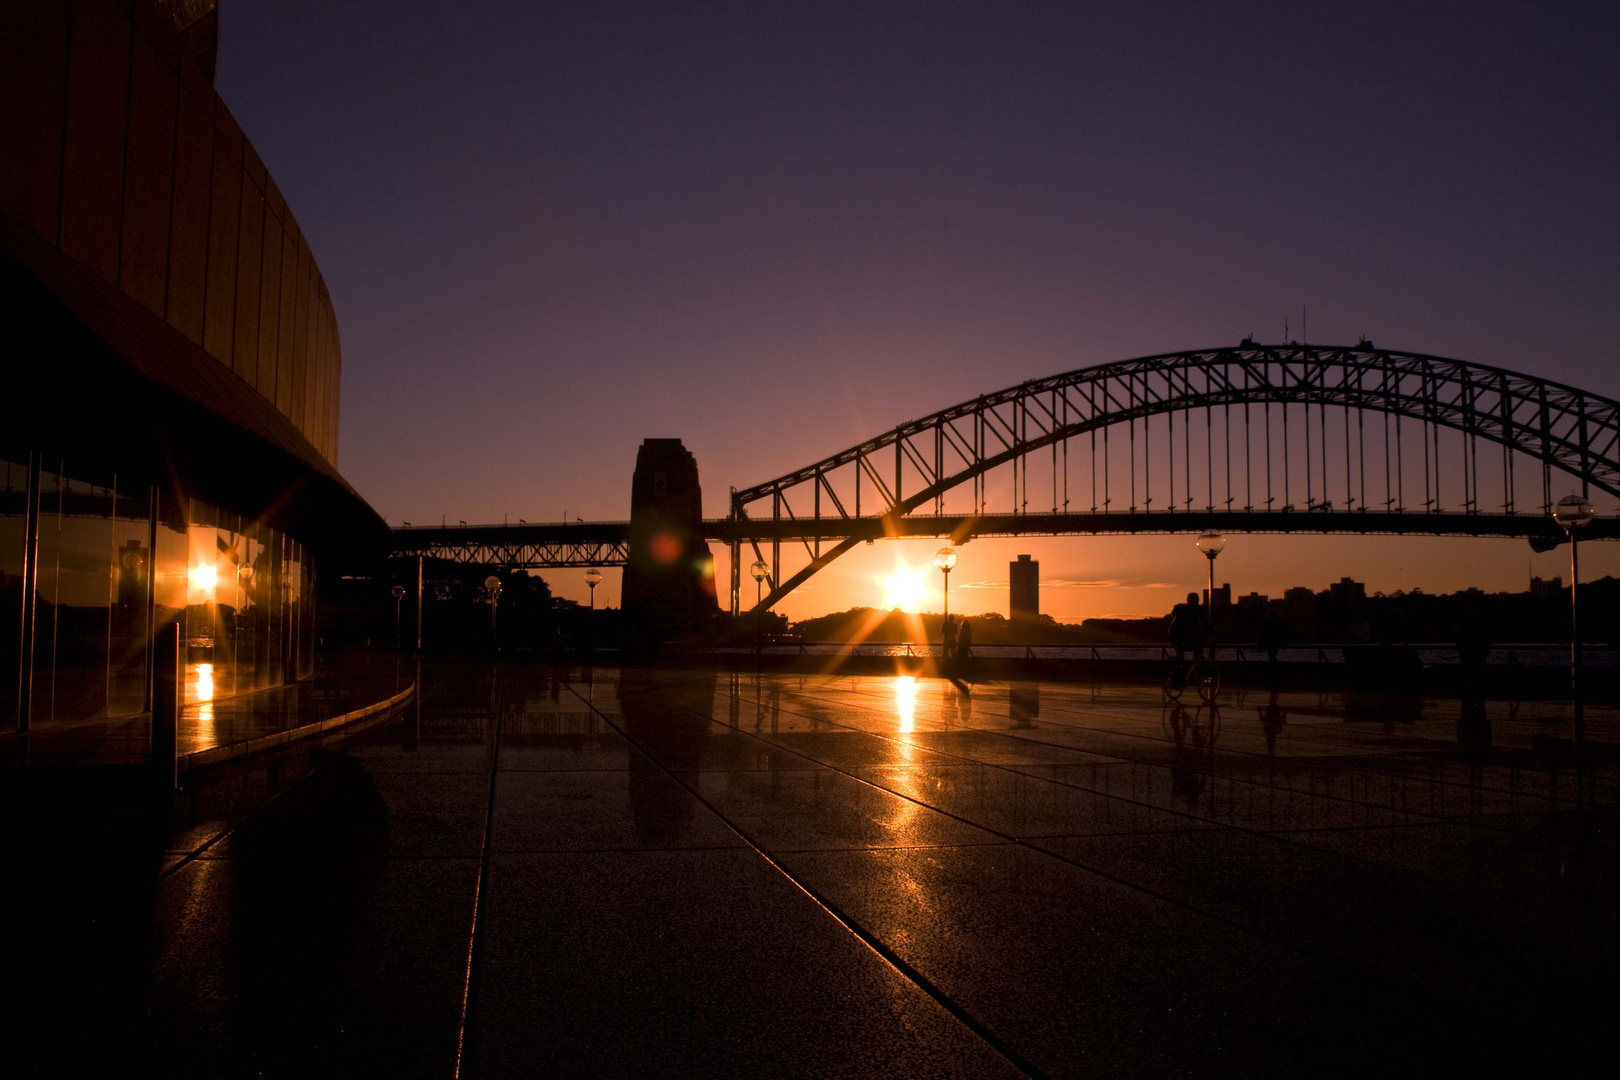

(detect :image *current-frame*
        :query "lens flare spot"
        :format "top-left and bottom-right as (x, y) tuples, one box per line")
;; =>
(649, 532), (682, 565)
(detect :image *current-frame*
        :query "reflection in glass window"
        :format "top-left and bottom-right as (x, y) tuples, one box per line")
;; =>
(3, 469), (320, 725)
(0, 458), (27, 729)
(46, 473), (113, 724)
(31, 467), (62, 722)
(108, 477), (151, 717)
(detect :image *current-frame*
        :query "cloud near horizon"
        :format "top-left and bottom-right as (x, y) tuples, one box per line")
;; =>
(958, 577), (1124, 590)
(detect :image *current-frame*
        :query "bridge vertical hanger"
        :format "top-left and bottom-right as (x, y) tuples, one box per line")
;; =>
(728, 491), (741, 617)
(813, 472), (820, 559)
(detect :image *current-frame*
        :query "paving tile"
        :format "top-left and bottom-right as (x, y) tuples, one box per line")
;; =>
(854, 762), (1218, 838)
(471, 850), (1022, 1079)
(775, 844), (1477, 1076)
(680, 766), (1005, 851)
(490, 768), (744, 852)
(143, 855), (479, 1078)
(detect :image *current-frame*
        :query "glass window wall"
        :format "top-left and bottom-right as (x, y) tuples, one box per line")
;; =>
(3, 460), (318, 729)
(0, 457), (27, 730)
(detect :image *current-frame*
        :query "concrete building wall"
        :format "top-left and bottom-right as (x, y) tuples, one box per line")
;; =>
(0, 0), (344, 464)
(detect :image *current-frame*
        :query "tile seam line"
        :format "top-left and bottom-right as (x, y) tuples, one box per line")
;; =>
(642, 680), (1526, 969)
(744, 683), (1571, 826)
(787, 681), (1493, 778)
(562, 681), (1050, 1080)
(800, 680), (1589, 799)
(453, 669), (507, 1079)
(707, 684), (1456, 860)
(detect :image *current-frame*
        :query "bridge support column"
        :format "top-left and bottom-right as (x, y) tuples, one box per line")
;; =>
(621, 439), (718, 651)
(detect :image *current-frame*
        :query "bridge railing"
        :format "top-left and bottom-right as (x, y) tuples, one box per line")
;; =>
(706, 640), (1618, 667)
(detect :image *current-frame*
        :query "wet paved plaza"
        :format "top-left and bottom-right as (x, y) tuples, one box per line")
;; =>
(12, 660), (1620, 1076)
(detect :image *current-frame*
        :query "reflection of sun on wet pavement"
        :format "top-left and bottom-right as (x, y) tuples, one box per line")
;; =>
(193, 662), (214, 702)
(191, 662), (216, 745)
(880, 675), (928, 847)
(895, 675), (916, 734)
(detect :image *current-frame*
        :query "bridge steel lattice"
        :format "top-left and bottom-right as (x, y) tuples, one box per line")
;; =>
(392, 522), (630, 568)
(727, 342), (1620, 614)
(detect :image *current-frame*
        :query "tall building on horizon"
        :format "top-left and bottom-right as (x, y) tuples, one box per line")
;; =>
(1010, 554), (1039, 625)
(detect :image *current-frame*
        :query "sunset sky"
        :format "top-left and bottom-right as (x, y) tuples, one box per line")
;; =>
(218, 1), (1620, 621)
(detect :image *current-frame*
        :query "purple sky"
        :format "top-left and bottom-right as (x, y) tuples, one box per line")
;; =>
(219, 1), (1620, 619)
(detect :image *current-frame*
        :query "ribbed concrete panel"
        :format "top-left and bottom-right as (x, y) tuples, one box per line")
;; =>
(2, 0), (346, 465)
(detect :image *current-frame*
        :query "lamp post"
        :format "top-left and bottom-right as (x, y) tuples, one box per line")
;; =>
(1195, 531), (1225, 646)
(1553, 495), (1594, 753)
(484, 575), (502, 653)
(391, 584), (406, 651)
(935, 546), (957, 621)
(584, 568), (602, 655)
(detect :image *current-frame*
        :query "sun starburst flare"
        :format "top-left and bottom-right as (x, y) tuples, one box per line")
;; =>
(881, 563), (931, 612)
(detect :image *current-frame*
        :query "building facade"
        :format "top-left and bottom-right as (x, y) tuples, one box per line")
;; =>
(1009, 554), (1039, 625)
(1, 1), (385, 730)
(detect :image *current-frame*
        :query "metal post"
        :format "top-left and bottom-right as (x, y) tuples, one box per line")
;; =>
(755, 577), (762, 661)
(16, 451), (41, 731)
(415, 555), (424, 652)
(1206, 553), (1216, 641)
(1571, 529), (1583, 752)
(152, 621), (180, 790)
(729, 537), (740, 617)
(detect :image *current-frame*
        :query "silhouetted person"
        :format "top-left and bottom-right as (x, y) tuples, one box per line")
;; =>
(1258, 609), (1285, 665)
(955, 617), (973, 678)
(1164, 703), (1203, 809)
(1010, 682), (1039, 728)
(1259, 689), (1287, 754)
(1457, 697), (1491, 758)
(1168, 592), (1204, 664)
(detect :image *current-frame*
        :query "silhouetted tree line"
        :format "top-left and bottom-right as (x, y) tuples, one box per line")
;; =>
(781, 577), (1620, 648)
(319, 559), (622, 652)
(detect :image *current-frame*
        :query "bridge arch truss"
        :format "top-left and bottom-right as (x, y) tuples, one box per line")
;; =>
(728, 343), (1620, 613)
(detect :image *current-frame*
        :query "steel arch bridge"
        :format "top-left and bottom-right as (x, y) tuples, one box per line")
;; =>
(726, 341), (1620, 614)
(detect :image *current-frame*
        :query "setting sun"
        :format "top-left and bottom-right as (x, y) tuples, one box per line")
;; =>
(881, 563), (930, 612)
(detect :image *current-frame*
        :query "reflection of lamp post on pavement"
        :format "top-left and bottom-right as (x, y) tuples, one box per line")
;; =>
(391, 585), (406, 651)
(750, 560), (768, 655)
(584, 568), (602, 656)
(1553, 495), (1594, 756)
(484, 575), (502, 653)
(1196, 531), (1225, 649)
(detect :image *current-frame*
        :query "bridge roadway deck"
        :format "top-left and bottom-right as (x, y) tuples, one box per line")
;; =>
(15, 659), (1620, 1075)
(392, 511), (1619, 565)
